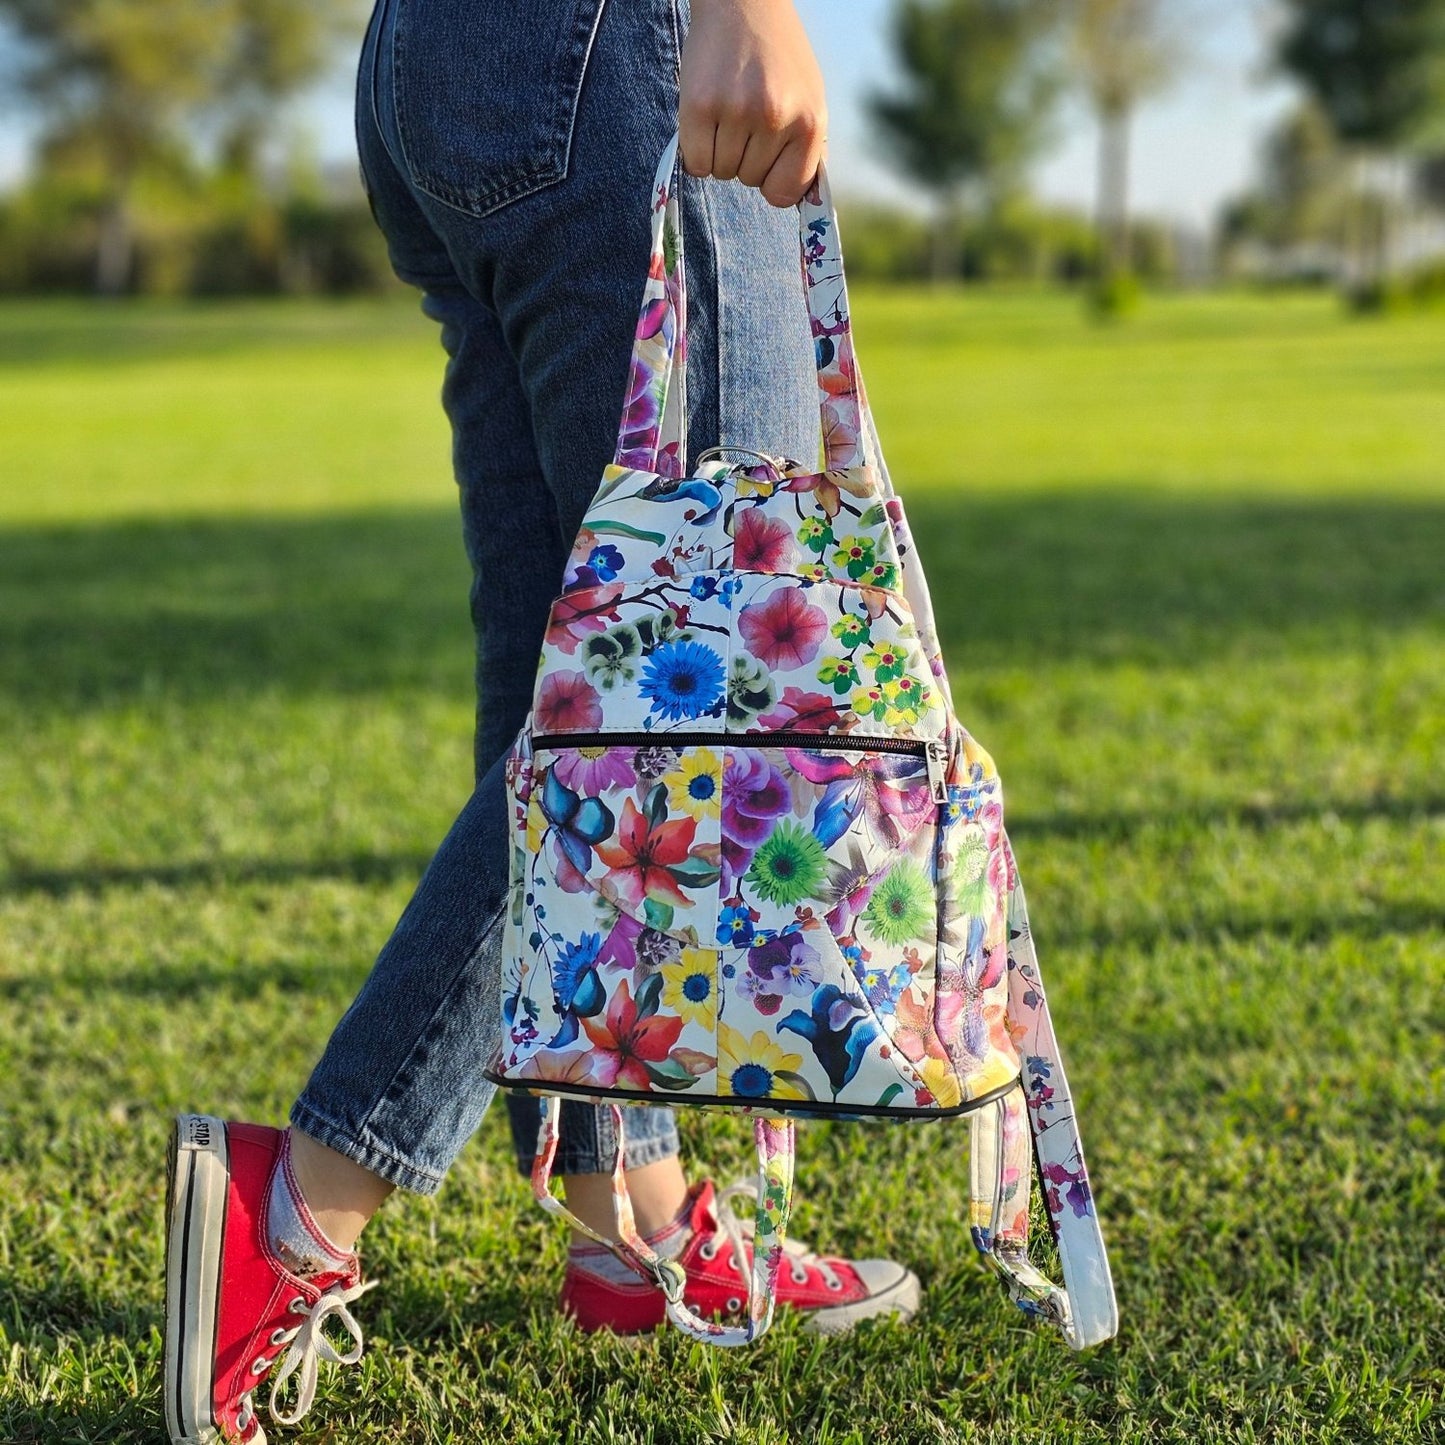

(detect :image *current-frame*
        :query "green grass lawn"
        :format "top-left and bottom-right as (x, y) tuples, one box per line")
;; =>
(0, 290), (1441, 1443)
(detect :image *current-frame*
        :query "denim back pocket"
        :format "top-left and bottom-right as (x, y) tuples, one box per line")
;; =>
(389, 0), (607, 217)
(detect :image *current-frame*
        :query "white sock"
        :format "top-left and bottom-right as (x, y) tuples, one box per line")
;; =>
(567, 1194), (693, 1286)
(266, 1131), (353, 1280)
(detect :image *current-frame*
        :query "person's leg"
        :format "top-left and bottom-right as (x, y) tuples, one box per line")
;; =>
(287, 0), (685, 1245)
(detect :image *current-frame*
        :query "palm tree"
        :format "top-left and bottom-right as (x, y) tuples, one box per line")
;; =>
(1072, 0), (1186, 283)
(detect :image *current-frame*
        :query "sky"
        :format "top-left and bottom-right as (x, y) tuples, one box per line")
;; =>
(0, 0), (1298, 228)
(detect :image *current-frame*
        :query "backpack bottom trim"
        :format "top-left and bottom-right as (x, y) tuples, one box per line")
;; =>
(483, 1066), (1020, 1121)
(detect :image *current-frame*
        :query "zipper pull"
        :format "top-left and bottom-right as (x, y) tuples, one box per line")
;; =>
(925, 740), (949, 804)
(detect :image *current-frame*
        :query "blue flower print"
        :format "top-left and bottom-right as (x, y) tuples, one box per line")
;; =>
(553, 932), (605, 1017)
(586, 544), (625, 582)
(779, 983), (878, 1099)
(717, 904), (756, 947)
(638, 639), (725, 722)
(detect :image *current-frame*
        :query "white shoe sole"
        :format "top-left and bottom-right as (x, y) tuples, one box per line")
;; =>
(163, 1114), (232, 1445)
(802, 1267), (922, 1336)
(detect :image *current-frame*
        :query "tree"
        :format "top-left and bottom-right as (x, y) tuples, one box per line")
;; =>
(868, 0), (1060, 279)
(1277, 0), (1445, 152)
(1216, 103), (1351, 281)
(1260, 102), (1347, 245)
(0, 0), (361, 293)
(1071, 0), (1187, 282)
(1276, 0), (1445, 287)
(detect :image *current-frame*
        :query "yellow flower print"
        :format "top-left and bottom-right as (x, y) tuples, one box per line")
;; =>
(915, 1054), (962, 1110)
(661, 949), (718, 1030)
(880, 675), (924, 728)
(666, 748), (721, 820)
(734, 474), (777, 499)
(717, 1023), (807, 1100)
(525, 794), (546, 855)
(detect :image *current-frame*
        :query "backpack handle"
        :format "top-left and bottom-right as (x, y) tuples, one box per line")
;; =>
(613, 134), (871, 478)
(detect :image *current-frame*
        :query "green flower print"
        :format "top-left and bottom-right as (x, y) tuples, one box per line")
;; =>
(818, 656), (860, 695)
(746, 822), (828, 906)
(882, 674), (926, 722)
(727, 653), (776, 724)
(831, 534), (876, 579)
(952, 824), (992, 913)
(582, 623), (642, 689)
(864, 860), (934, 945)
(952, 824), (988, 888)
(862, 642), (905, 683)
(830, 614), (870, 648)
(797, 517), (833, 554)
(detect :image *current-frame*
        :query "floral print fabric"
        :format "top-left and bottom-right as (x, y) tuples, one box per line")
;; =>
(501, 735), (1022, 1112)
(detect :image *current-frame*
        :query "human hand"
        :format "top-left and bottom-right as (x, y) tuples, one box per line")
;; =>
(679, 0), (827, 208)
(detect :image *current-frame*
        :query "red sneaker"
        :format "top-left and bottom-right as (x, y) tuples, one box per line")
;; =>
(560, 1180), (921, 1336)
(163, 1116), (373, 1443)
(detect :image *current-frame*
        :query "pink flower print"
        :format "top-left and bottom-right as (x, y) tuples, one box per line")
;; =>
(582, 979), (684, 1091)
(596, 912), (643, 972)
(516, 1049), (601, 1087)
(637, 295), (669, 340)
(733, 506), (797, 574)
(593, 796), (699, 910)
(551, 747), (635, 795)
(721, 750), (791, 892)
(535, 671), (602, 733)
(738, 587), (829, 670)
(755, 686), (845, 733)
(721, 752), (791, 848)
(980, 797), (1004, 850)
(545, 584), (622, 655)
(781, 471), (843, 520)
(986, 845), (1009, 900)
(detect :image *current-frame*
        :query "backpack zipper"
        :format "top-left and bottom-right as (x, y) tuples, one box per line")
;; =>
(531, 731), (951, 803)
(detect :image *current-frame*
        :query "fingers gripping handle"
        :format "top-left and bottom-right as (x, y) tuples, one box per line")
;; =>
(531, 1096), (796, 1346)
(613, 134), (870, 476)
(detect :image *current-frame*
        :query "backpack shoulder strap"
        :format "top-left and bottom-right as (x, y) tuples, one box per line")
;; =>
(970, 865), (1118, 1349)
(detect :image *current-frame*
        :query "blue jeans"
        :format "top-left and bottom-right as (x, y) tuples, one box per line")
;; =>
(290, 0), (818, 1193)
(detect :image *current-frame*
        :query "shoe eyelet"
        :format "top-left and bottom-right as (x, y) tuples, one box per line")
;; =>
(726, 1297), (742, 1312)
(791, 1268), (808, 1284)
(249, 1355), (270, 1375)
(269, 1328), (287, 1345)
(698, 1242), (717, 1261)
(288, 1296), (308, 1313)
(725, 1256), (738, 1272)
(826, 1277), (844, 1291)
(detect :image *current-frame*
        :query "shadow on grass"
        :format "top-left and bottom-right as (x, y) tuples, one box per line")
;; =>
(3, 782), (1442, 903)
(2, 491), (1443, 713)
(3, 894), (1437, 1004)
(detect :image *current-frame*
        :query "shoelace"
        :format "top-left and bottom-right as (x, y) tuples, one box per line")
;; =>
(234, 1278), (377, 1437)
(711, 1181), (844, 1292)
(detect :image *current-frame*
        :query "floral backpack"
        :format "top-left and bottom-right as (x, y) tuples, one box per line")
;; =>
(487, 136), (1117, 1351)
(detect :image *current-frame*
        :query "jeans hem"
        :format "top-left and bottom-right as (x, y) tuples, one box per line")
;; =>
(288, 1101), (448, 1197)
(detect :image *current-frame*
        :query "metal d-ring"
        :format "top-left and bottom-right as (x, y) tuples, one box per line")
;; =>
(695, 445), (794, 477)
